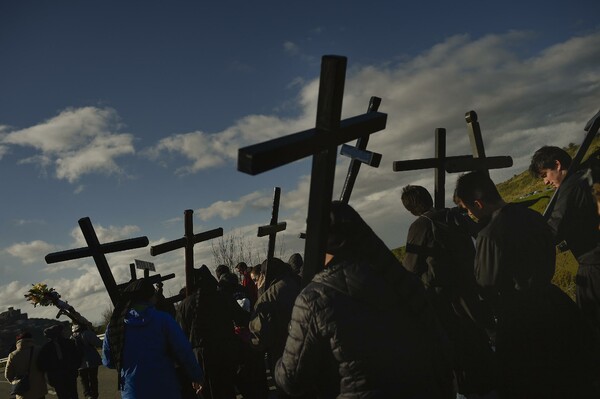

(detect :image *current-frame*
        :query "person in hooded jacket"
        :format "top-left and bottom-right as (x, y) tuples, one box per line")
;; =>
(249, 257), (303, 398)
(274, 201), (454, 399)
(102, 279), (204, 399)
(37, 324), (81, 399)
(177, 265), (250, 399)
(5, 331), (48, 399)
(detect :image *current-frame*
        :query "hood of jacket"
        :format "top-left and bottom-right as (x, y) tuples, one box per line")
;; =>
(262, 257), (295, 291)
(124, 303), (155, 327)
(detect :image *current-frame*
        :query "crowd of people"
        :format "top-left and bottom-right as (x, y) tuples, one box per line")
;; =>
(6, 144), (600, 399)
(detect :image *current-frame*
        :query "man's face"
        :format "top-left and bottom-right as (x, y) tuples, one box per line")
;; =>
(458, 199), (485, 223)
(539, 166), (564, 188)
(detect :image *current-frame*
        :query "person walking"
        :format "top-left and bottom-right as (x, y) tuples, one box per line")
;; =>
(5, 331), (48, 399)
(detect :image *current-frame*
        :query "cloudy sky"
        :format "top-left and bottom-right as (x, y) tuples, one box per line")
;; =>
(1, 1), (599, 324)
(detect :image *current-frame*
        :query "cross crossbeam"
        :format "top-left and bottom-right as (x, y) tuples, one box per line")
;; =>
(150, 209), (223, 295)
(238, 55), (387, 285)
(45, 217), (149, 306)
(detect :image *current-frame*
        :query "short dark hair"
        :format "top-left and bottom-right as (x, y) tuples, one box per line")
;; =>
(454, 171), (502, 206)
(235, 262), (247, 271)
(401, 185), (433, 216)
(528, 146), (572, 177)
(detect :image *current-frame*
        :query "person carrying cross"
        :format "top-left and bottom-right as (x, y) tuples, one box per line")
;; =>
(102, 279), (204, 399)
(454, 170), (599, 398)
(529, 145), (600, 333)
(401, 184), (495, 397)
(274, 201), (454, 398)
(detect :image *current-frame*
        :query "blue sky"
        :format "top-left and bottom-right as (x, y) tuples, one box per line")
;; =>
(1, 0), (599, 323)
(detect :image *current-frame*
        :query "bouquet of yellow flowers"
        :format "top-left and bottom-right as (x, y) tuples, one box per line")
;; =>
(24, 283), (61, 307)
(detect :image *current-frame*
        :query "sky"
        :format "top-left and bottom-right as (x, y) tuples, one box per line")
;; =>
(0, 0), (599, 324)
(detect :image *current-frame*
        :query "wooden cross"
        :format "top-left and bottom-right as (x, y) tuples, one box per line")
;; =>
(393, 111), (512, 209)
(45, 217), (149, 306)
(150, 209), (223, 296)
(257, 187), (287, 261)
(238, 55), (387, 286)
(339, 96), (383, 204)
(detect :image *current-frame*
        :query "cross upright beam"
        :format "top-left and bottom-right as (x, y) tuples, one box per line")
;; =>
(45, 217), (149, 306)
(393, 112), (512, 209)
(257, 187), (287, 261)
(339, 96), (383, 204)
(238, 55), (387, 286)
(150, 209), (223, 296)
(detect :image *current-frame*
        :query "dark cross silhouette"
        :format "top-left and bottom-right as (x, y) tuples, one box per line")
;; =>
(45, 217), (150, 306)
(150, 209), (223, 296)
(257, 187), (287, 261)
(238, 55), (387, 286)
(543, 109), (600, 218)
(393, 111), (512, 209)
(339, 96), (383, 204)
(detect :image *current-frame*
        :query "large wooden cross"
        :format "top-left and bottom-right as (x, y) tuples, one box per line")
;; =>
(257, 187), (287, 261)
(238, 55), (387, 285)
(339, 96), (383, 204)
(150, 209), (223, 296)
(45, 217), (150, 306)
(393, 111), (512, 209)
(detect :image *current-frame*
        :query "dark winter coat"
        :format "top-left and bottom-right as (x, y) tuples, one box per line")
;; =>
(37, 329), (81, 388)
(249, 258), (301, 370)
(274, 257), (452, 399)
(71, 328), (102, 369)
(548, 169), (600, 264)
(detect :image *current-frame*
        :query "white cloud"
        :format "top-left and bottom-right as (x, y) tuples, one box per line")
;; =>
(4, 240), (56, 265)
(70, 224), (142, 247)
(1, 107), (135, 182)
(196, 191), (265, 221)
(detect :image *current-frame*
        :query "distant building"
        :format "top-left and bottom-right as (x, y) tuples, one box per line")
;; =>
(0, 306), (67, 358)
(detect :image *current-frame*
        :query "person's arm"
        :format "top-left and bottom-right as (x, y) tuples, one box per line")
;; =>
(249, 292), (275, 351)
(101, 326), (114, 369)
(403, 218), (433, 277)
(474, 235), (502, 300)
(274, 291), (321, 396)
(4, 353), (15, 382)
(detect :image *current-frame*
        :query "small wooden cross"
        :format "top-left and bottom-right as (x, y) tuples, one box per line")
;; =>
(393, 111), (512, 209)
(257, 187), (287, 261)
(150, 209), (223, 296)
(238, 55), (387, 285)
(45, 217), (149, 306)
(339, 96), (383, 204)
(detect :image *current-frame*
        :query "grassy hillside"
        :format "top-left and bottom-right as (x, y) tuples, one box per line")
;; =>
(393, 138), (600, 301)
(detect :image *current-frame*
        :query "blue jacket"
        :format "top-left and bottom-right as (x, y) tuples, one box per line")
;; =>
(102, 304), (203, 399)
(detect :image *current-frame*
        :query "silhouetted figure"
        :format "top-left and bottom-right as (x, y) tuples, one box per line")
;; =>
(102, 279), (203, 399)
(274, 201), (454, 398)
(530, 145), (600, 333)
(250, 257), (302, 399)
(71, 323), (103, 399)
(38, 324), (81, 399)
(177, 265), (249, 399)
(215, 264), (231, 281)
(401, 185), (495, 396)
(236, 262), (258, 306)
(287, 253), (304, 280)
(5, 331), (48, 399)
(455, 170), (600, 398)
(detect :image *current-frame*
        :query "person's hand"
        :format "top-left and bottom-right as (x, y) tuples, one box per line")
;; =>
(192, 381), (203, 397)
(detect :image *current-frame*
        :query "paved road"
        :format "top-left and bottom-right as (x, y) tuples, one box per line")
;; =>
(1, 365), (120, 399)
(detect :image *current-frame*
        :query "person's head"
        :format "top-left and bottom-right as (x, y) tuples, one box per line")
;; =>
(250, 266), (261, 283)
(235, 262), (248, 274)
(44, 324), (65, 340)
(287, 253), (304, 275)
(528, 146), (571, 188)
(215, 264), (230, 280)
(454, 171), (504, 222)
(122, 278), (157, 304)
(15, 331), (32, 343)
(401, 185), (434, 216)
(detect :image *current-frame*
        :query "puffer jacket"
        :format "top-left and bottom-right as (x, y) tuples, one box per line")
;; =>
(274, 257), (452, 399)
(249, 258), (301, 370)
(4, 338), (48, 399)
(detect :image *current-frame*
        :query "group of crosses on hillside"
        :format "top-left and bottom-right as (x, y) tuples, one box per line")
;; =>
(23, 55), (600, 398)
